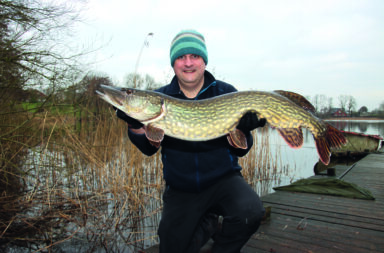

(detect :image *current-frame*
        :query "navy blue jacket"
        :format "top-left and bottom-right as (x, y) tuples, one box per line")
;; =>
(128, 71), (253, 192)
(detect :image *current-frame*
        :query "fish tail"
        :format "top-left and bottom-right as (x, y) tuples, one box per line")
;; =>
(314, 123), (347, 165)
(325, 123), (348, 148)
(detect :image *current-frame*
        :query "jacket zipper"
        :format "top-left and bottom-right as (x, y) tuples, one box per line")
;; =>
(193, 81), (216, 191)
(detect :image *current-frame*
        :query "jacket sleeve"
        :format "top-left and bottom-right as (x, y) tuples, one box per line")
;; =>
(127, 128), (159, 156)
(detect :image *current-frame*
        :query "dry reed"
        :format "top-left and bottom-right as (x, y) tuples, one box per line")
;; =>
(240, 126), (288, 196)
(1, 107), (285, 252)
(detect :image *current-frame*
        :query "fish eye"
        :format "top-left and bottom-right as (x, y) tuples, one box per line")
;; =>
(125, 89), (134, 95)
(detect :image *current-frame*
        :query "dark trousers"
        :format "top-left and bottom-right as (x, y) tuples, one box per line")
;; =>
(158, 172), (265, 253)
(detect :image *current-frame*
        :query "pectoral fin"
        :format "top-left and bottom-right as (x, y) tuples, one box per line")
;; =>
(144, 124), (164, 148)
(227, 129), (248, 149)
(148, 140), (161, 148)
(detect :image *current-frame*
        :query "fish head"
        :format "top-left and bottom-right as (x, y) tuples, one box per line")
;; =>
(97, 85), (163, 122)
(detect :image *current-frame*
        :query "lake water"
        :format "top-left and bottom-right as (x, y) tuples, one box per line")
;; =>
(264, 119), (384, 192)
(326, 119), (384, 136)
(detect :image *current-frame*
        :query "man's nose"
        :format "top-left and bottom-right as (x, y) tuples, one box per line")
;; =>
(184, 55), (193, 66)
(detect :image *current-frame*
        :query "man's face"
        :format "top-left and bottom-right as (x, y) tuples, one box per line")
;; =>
(173, 54), (206, 89)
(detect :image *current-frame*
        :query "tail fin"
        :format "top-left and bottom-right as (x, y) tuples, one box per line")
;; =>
(315, 124), (347, 165)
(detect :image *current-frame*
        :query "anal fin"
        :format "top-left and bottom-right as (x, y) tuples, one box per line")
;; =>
(277, 128), (304, 148)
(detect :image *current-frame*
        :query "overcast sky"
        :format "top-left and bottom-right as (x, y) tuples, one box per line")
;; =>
(75, 0), (384, 111)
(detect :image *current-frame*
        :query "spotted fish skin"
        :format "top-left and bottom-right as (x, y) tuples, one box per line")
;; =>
(96, 85), (347, 165)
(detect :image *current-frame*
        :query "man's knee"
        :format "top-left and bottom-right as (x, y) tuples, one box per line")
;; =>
(235, 197), (265, 233)
(218, 208), (264, 239)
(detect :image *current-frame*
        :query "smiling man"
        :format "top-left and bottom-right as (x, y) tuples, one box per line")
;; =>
(170, 31), (207, 98)
(172, 53), (206, 98)
(116, 29), (266, 253)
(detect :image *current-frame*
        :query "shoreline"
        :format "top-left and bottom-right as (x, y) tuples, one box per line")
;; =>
(324, 117), (384, 121)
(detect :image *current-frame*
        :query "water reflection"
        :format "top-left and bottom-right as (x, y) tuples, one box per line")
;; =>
(263, 128), (318, 188)
(327, 119), (384, 136)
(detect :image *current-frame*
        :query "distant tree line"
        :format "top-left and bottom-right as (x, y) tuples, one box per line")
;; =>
(307, 94), (384, 118)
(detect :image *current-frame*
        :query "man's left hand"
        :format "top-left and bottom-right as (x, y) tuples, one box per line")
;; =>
(237, 112), (266, 133)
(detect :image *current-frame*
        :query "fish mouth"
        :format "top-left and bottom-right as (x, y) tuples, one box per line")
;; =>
(96, 84), (127, 107)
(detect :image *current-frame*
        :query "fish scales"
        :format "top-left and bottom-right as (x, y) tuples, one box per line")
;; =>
(96, 86), (347, 165)
(149, 91), (320, 140)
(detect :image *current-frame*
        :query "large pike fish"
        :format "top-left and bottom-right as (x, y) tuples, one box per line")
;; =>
(96, 85), (347, 165)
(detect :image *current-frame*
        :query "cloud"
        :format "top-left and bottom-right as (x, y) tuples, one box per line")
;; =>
(75, 0), (384, 109)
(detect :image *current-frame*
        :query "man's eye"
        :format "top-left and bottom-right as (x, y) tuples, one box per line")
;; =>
(192, 54), (200, 59)
(177, 55), (185, 60)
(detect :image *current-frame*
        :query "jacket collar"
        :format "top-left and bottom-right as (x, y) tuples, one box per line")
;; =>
(167, 70), (216, 98)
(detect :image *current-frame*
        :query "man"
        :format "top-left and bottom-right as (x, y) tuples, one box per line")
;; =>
(116, 30), (265, 253)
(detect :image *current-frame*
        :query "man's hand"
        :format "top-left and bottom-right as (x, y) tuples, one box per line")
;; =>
(114, 108), (143, 129)
(236, 112), (266, 133)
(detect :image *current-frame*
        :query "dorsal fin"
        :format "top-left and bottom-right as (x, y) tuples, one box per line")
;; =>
(274, 90), (315, 113)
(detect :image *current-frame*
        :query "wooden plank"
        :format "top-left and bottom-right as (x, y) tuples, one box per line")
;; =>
(263, 191), (384, 210)
(265, 215), (384, 247)
(246, 154), (384, 253)
(267, 204), (384, 231)
(263, 192), (384, 218)
(248, 216), (384, 253)
(263, 199), (384, 222)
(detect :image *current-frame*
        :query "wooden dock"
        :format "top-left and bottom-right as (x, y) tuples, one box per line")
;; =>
(144, 153), (384, 253)
(245, 153), (384, 253)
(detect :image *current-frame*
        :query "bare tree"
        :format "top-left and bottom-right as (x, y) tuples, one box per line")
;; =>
(318, 94), (328, 114)
(0, 0), (90, 105)
(124, 73), (162, 90)
(338, 95), (348, 112)
(311, 94), (320, 113)
(346, 95), (356, 116)
(326, 97), (333, 115)
(311, 94), (329, 116)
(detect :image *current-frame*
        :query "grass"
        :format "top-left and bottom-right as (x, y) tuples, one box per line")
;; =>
(0, 107), (286, 252)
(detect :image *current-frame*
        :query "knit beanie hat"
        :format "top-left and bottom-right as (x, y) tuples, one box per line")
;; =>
(170, 30), (208, 66)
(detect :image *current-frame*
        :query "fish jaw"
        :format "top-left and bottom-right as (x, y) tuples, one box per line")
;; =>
(97, 85), (164, 122)
(96, 85), (129, 110)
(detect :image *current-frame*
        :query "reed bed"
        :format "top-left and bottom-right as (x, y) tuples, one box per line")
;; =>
(240, 126), (289, 196)
(0, 107), (286, 252)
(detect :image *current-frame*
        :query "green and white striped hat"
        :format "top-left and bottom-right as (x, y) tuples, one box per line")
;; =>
(170, 29), (208, 66)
